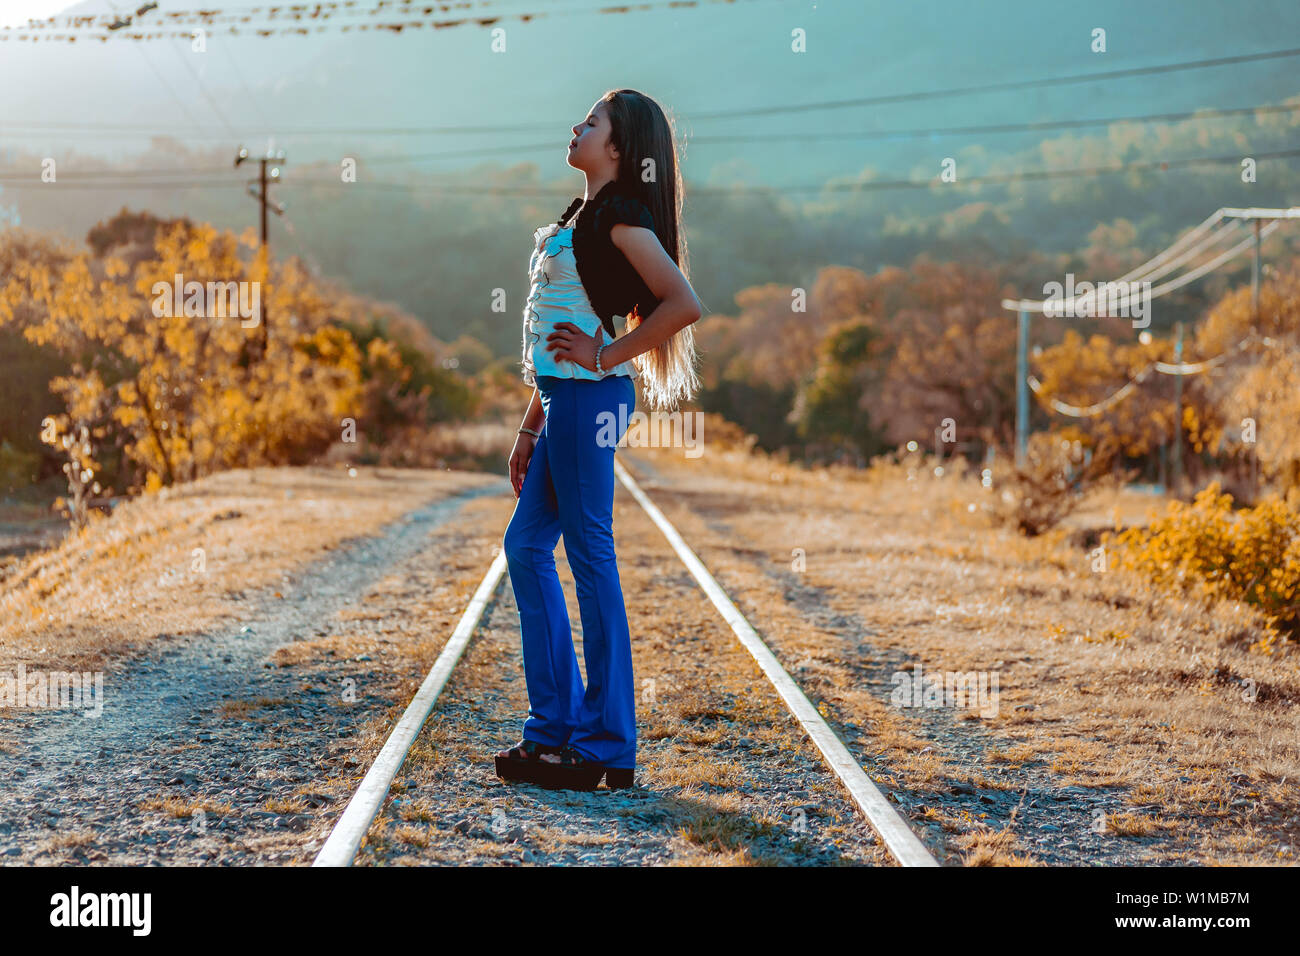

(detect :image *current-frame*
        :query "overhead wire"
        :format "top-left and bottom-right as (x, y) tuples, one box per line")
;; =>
(93, 0), (209, 135)
(161, 29), (242, 140)
(1022, 212), (1292, 419)
(1027, 328), (1288, 418)
(1007, 219), (1250, 316)
(0, 0), (771, 40)
(277, 144), (1300, 195)
(1004, 209), (1291, 315)
(7, 100), (1298, 150)
(6, 143), (1300, 192)
(6, 0), (1300, 136)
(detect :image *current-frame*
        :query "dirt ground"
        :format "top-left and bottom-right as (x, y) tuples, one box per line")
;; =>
(0, 466), (492, 673)
(3, 447), (1297, 865)
(347, 490), (895, 866)
(607, 444), (1300, 865)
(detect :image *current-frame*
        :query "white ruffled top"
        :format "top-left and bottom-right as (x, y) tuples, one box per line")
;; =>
(521, 222), (637, 385)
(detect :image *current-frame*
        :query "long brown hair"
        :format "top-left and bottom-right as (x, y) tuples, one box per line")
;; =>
(599, 88), (700, 410)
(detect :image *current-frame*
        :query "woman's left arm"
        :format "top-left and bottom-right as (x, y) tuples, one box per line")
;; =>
(545, 223), (702, 370)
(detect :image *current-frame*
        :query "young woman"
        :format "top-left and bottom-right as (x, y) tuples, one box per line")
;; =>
(495, 89), (703, 791)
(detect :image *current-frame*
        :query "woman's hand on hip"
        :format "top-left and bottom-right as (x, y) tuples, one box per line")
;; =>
(545, 322), (601, 372)
(509, 432), (536, 499)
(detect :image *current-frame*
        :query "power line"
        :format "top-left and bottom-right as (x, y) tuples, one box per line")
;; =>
(0, 179), (245, 190)
(1112, 207), (1241, 285)
(8, 4), (1300, 137)
(8, 0), (635, 30)
(9, 99), (1298, 148)
(0, 167), (235, 182)
(1003, 208), (1300, 314)
(1027, 326), (1285, 418)
(164, 33), (241, 140)
(277, 144), (1300, 195)
(0, 0), (770, 40)
(691, 46), (1300, 120)
(96, 0), (209, 134)
(1008, 208), (1295, 436)
(1005, 218), (1250, 314)
(7, 142), (1300, 192)
(685, 101), (1300, 142)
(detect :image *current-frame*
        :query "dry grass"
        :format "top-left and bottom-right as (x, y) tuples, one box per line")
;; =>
(620, 441), (1300, 864)
(137, 795), (235, 818)
(671, 809), (785, 864)
(43, 830), (97, 852)
(351, 485), (897, 866)
(11, 431), (1294, 865)
(956, 827), (1038, 866)
(220, 697), (286, 718)
(0, 465), (494, 673)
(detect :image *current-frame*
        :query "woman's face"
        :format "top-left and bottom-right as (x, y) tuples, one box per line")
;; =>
(567, 100), (616, 172)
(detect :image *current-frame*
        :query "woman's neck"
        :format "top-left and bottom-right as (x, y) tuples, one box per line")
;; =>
(584, 173), (617, 201)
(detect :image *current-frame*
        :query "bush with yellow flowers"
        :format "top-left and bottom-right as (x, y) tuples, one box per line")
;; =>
(1103, 481), (1300, 639)
(0, 213), (478, 499)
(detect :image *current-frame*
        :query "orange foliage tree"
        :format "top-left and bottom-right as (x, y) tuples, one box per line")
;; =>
(0, 214), (471, 495)
(1029, 328), (1175, 470)
(1031, 258), (1300, 498)
(1189, 258), (1300, 495)
(873, 257), (1018, 451)
(699, 259), (1018, 460)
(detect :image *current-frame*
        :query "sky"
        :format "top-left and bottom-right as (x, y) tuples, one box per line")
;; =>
(2, 0), (1298, 214)
(0, 0), (80, 28)
(1, 0), (1296, 345)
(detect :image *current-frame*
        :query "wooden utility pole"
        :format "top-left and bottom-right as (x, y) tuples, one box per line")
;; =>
(234, 146), (286, 358)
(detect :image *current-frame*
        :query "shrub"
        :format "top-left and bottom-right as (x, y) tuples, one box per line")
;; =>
(991, 430), (1131, 536)
(1103, 481), (1300, 640)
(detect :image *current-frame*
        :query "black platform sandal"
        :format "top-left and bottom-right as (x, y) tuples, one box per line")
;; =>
(494, 738), (563, 783)
(533, 744), (635, 791)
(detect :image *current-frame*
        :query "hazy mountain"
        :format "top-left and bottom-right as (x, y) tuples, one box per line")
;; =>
(2, 0), (1299, 353)
(7, 0), (1300, 180)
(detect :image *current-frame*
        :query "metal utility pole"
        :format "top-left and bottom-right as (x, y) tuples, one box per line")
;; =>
(1001, 207), (1297, 484)
(1015, 307), (1029, 467)
(1170, 321), (1183, 494)
(1222, 208), (1299, 501)
(234, 146), (286, 357)
(1250, 219), (1261, 502)
(1252, 218), (1262, 321)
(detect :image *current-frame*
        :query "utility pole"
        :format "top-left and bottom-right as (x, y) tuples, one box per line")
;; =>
(1171, 321), (1183, 495)
(1252, 218), (1261, 321)
(1001, 207), (1297, 482)
(1015, 307), (1029, 468)
(234, 145), (286, 358)
(1225, 208), (1292, 502)
(1251, 217), (1262, 501)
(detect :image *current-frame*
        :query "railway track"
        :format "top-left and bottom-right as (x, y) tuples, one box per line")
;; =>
(313, 458), (940, 867)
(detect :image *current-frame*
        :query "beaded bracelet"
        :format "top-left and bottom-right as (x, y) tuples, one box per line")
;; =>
(594, 343), (607, 375)
(518, 426), (541, 438)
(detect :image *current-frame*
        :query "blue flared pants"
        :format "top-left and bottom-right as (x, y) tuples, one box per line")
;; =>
(502, 373), (638, 769)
